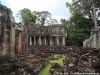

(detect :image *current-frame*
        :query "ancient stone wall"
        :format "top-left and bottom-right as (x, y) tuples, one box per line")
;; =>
(27, 25), (67, 46)
(0, 4), (27, 56)
(83, 26), (100, 49)
(0, 4), (15, 56)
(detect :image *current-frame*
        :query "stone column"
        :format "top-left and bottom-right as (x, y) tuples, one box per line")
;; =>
(93, 33), (97, 48)
(2, 33), (8, 56)
(30, 36), (32, 45)
(39, 36), (42, 45)
(62, 36), (65, 46)
(89, 35), (92, 48)
(18, 32), (22, 54)
(34, 36), (36, 45)
(50, 37), (53, 46)
(96, 34), (99, 49)
(44, 36), (47, 45)
(9, 26), (15, 55)
(57, 36), (59, 46)
(88, 56), (92, 67)
(98, 32), (100, 49)
(26, 34), (28, 52)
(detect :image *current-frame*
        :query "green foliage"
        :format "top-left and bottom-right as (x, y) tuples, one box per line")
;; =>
(66, 13), (94, 46)
(39, 64), (52, 75)
(17, 8), (37, 25)
(66, 0), (100, 19)
(50, 54), (65, 66)
(22, 10), (37, 25)
(46, 18), (58, 25)
(36, 11), (51, 26)
(17, 9), (57, 26)
(39, 54), (66, 75)
(16, 8), (31, 21)
(66, 0), (96, 46)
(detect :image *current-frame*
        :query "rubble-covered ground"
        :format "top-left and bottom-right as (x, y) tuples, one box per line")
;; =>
(39, 54), (66, 75)
(0, 46), (100, 75)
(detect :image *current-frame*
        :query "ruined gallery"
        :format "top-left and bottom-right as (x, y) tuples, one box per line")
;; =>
(27, 25), (66, 46)
(0, 3), (100, 75)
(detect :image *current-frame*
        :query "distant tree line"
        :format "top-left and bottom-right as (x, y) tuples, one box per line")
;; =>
(17, 8), (58, 26)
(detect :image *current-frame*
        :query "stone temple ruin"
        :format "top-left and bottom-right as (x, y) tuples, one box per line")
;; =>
(27, 25), (66, 46)
(0, 3), (66, 56)
(0, 3), (100, 75)
(0, 4), (26, 56)
(83, 27), (100, 49)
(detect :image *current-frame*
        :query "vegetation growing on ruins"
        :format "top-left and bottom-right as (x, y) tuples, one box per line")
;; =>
(39, 54), (66, 75)
(50, 54), (65, 66)
(65, 0), (100, 46)
(39, 64), (52, 75)
(66, 13), (94, 46)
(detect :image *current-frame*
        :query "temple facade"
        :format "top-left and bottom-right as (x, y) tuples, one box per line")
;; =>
(0, 3), (67, 56)
(0, 4), (27, 56)
(27, 25), (66, 46)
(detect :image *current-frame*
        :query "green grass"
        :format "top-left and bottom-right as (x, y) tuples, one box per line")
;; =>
(39, 64), (52, 75)
(39, 54), (66, 75)
(50, 55), (65, 66)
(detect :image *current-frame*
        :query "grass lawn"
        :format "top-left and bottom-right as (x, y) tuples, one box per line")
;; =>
(39, 54), (66, 75)
(50, 54), (65, 66)
(39, 63), (52, 75)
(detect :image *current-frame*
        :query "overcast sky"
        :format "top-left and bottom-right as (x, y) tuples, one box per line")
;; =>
(1, 0), (72, 23)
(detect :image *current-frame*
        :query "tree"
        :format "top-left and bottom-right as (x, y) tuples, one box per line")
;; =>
(66, 0), (100, 28)
(22, 11), (37, 25)
(46, 18), (58, 25)
(17, 8), (37, 25)
(66, 0), (100, 19)
(36, 11), (51, 26)
(60, 18), (68, 25)
(17, 9), (53, 26)
(66, 13), (94, 46)
(16, 8), (31, 21)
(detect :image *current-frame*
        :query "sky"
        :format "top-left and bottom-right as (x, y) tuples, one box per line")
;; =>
(1, 0), (72, 23)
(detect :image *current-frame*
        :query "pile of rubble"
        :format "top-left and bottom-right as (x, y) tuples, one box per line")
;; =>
(63, 47), (100, 74)
(28, 45), (100, 74)
(0, 54), (49, 75)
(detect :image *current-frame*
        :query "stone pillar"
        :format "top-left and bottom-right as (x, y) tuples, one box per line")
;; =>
(2, 34), (8, 56)
(18, 32), (22, 54)
(98, 32), (100, 49)
(96, 34), (99, 49)
(26, 34), (28, 52)
(30, 36), (32, 45)
(89, 35), (92, 48)
(88, 56), (92, 67)
(34, 36), (36, 45)
(88, 39), (91, 48)
(50, 37), (53, 46)
(39, 36), (42, 45)
(93, 33), (97, 48)
(62, 36), (65, 46)
(57, 36), (59, 46)
(44, 36), (47, 45)
(6, 26), (14, 55)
